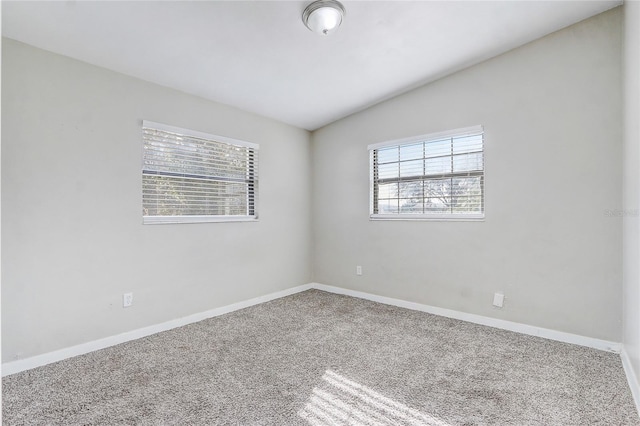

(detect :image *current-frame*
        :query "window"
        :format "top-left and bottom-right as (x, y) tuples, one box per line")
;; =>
(142, 121), (258, 224)
(369, 125), (484, 220)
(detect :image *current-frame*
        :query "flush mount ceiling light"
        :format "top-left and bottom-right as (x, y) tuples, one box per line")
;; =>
(302, 0), (346, 36)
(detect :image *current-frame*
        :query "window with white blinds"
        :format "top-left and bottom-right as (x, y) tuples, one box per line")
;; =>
(142, 121), (258, 224)
(369, 126), (484, 220)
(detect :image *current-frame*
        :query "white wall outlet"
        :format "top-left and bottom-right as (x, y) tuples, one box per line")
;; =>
(356, 265), (362, 276)
(493, 292), (505, 308)
(123, 292), (133, 308)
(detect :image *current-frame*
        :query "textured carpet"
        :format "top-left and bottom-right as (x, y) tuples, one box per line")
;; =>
(3, 289), (638, 425)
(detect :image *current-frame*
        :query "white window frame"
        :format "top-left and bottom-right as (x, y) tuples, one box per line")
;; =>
(368, 125), (484, 221)
(142, 120), (259, 225)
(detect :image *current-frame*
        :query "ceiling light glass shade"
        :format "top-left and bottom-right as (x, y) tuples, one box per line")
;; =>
(302, 0), (346, 36)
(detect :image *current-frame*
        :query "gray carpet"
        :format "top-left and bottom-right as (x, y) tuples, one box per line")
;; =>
(3, 289), (638, 425)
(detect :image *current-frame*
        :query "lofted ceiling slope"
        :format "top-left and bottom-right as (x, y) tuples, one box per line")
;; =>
(2, 1), (621, 131)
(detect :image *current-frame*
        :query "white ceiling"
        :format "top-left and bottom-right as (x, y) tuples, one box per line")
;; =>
(2, 0), (621, 131)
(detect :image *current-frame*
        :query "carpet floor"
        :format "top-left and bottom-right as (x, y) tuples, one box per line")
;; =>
(3, 289), (638, 425)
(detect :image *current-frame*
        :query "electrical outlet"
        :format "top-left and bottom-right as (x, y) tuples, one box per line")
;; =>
(356, 265), (362, 276)
(493, 292), (504, 308)
(123, 292), (133, 308)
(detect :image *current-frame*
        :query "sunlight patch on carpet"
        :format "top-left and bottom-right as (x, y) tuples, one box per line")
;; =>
(298, 370), (450, 426)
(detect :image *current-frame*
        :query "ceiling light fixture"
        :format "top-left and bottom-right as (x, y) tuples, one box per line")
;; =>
(302, 0), (346, 36)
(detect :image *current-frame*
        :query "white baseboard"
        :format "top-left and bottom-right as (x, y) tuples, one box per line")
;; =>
(1, 283), (313, 377)
(621, 347), (640, 414)
(310, 283), (622, 353)
(3, 281), (623, 377)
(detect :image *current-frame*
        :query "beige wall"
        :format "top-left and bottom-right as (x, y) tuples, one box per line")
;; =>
(623, 0), (640, 393)
(1, 39), (313, 362)
(312, 9), (623, 341)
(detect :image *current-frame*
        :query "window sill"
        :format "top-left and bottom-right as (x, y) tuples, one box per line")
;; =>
(370, 214), (484, 222)
(143, 215), (258, 225)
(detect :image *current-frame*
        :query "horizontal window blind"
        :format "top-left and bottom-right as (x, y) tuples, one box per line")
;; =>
(369, 126), (484, 220)
(142, 121), (258, 224)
